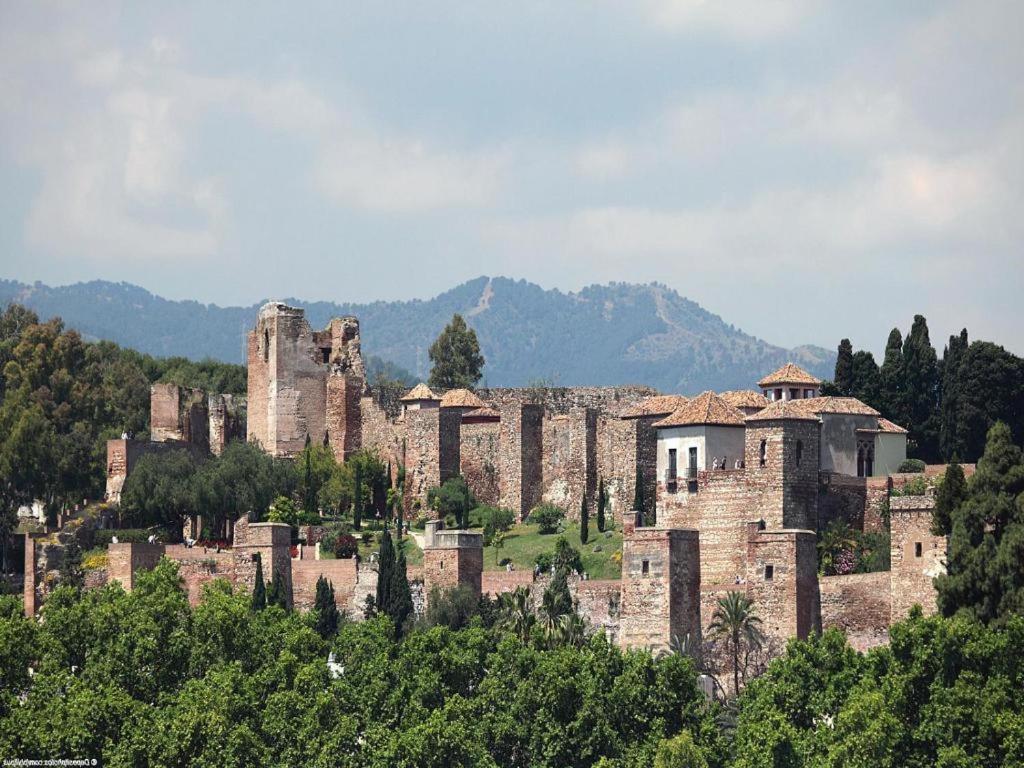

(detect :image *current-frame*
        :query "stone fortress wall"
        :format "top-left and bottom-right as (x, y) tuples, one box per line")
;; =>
(80, 302), (952, 657)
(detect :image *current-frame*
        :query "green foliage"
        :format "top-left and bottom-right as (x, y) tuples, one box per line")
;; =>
(654, 731), (709, 768)
(898, 458), (927, 473)
(597, 477), (608, 533)
(251, 554), (266, 610)
(427, 475), (476, 529)
(375, 529), (395, 616)
(708, 591), (764, 697)
(553, 536), (584, 575)
(936, 422), (1024, 625)
(321, 448), (388, 527)
(633, 466), (648, 524)
(833, 338), (854, 395)
(313, 575), (339, 638)
(932, 462), (966, 536)
(266, 570), (288, 610)
(427, 313), (485, 390)
(580, 491), (590, 544)
(732, 615), (1024, 767)
(423, 585), (483, 631)
(119, 448), (199, 534)
(529, 503), (565, 534)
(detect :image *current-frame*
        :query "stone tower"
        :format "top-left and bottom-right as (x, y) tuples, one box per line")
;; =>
(618, 527), (701, 653)
(889, 496), (945, 621)
(743, 403), (821, 531)
(247, 302), (364, 459)
(422, 529), (484, 603)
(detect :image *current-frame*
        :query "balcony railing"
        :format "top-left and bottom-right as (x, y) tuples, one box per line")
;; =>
(684, 466), (698, 480)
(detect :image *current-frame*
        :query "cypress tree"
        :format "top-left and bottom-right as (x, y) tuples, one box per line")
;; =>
(633, 467), (646, 525)
(251, 553), (266, 610)
(267, 570), (288, 610)
(580, 491), (589, 545)
(389, 544), (414, 635)
(353, 462), (362, 530)
(932, 462), (966, 536)
(879, 328), (908, 427)
(834, 338), (854, 395)
(903, 315), (941, 461)
(597, 478), (607, 533)
(376, 529), (395, 614)
(303, 445), (316, 515)
(940, 329), (969, 461)
(314, 575), (339, 638)
(850, 350), (882, 406)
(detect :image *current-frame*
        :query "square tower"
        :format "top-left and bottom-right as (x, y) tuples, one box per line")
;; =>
(890, 496), (945, 621)
(423, 530), (484, 602)
(744, 405), (821, 531)
(745, 527), (819, 642)
(619, 528), (701, 653)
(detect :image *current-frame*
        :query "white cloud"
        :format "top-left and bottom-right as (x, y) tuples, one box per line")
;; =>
(635, 0), (816, 40)
(574, 141), (633, 180)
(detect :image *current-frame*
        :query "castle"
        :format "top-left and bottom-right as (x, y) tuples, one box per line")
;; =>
(30, 302), (949, 656)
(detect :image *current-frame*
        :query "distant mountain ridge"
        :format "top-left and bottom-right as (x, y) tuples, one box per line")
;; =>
(0, 276), (834, 393)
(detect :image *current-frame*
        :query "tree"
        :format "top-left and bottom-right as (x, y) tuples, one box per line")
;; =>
(313, 576), (339, 638)
(940, 328), (969, 460)
(945, 341), (1024, 462)
(879, 328), (908, 427)
(654, 731), (708, 768)
(580, 491), (589, 545)
(375, 529), (395, 615)
(251, 554), (266, 610)
(834, 339), (854, 395)
(540, 568), (574, 643)
(119, 449), (198, 537)
(353, 462), (362, 531)
(850, 350), (881, 405)
(388, 545), (413, 635)
(935, 422), (1024, 624)
(597, 478), (607, 533)
(496, 586), (535, 641)
(902, 315), (940, 461)
(266, 570), (288, 610)
(427, 313), (485, 390)
(302, 442), (315, 514)
(708, 591), (764, 696)
(932, 462), (966, 536)
(427, 476), (475, 529)
(633, 467), (647, 525)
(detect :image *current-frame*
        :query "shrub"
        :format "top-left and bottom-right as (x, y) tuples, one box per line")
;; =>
(535, 552), (553, 573)
(898, 458), (927, 473)
(554, 536), (584, 575)
(94, 527), (172, 545)
(333, 534), (358, 559)
(427, 475), (476, 529)
(529, 504), (565, 534)
(897, 476), (928, 497)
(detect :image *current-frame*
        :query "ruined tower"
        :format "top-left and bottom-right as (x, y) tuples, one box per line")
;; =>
(247, 302), (364, 459)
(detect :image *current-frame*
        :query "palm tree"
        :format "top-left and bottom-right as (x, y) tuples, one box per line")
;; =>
(817, 520), (857, 575)
(554, 612), (588, 648)
(708, 591), (764, 696)
(496, 587), (535, 642)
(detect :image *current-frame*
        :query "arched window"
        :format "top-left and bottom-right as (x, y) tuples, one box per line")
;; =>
(759, 439), (767, 467)
(796, 440), (803, 467)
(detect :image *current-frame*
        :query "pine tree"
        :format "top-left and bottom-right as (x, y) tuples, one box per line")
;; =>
(879, 328), (908, 427)
(903, 315), (941, 461)
(389, 544), (414, 635)
(580, 491), (589, 545)
(314, 575), (339, 638)
(353, 462), (362, 530)
(935, 422), (1024, 625)
(932, 462), (966, 536)
(376, 529), (395, 614)
(428, 313), (485, 390)
(597, 478), (607, 533)
(251, 553), (266, 610)
(834, 339), (854, 395)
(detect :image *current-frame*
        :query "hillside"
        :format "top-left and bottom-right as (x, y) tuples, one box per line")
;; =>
(0, 277), (833, 392)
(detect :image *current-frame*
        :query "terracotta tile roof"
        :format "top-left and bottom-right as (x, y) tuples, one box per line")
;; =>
(439, 388), (486, 408)
(400, 383), (439, 402)
(757, 363), (822, 388)
(877, 417), (908, 434)
(747, 396), (880, 421)
(802, 397), (880, 417)
(620, 394), (689, 419)
(744, 400), (822, 422)
(462, 406), (500, 420)
(719, 390), (769, 410)
(654, 391), (746, 428)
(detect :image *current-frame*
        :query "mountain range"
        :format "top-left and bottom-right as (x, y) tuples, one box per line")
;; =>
(0, 276), (834, 393)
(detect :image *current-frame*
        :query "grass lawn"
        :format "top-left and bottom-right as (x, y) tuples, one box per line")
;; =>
(482, 521), (622, 580)
(320, 529), (422, 566)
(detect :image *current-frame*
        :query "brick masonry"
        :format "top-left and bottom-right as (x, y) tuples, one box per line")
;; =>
(745, 528), (820, 643)
(422, 530), (484, 602)
(890, 496), (945, 622)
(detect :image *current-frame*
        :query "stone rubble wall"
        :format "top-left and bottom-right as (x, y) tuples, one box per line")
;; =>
(460, 420), (501, 506)
(890, 497), (945, 622)
(819, 571), (891, 650)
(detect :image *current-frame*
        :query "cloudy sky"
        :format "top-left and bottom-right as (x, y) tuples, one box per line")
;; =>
(1, 1), (1021, 354)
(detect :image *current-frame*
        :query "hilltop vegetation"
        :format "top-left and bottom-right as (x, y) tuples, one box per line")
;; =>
(0, 277), (833, 391)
